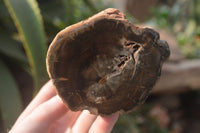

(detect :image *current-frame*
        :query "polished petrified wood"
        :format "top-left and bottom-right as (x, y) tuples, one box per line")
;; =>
(46, 8), (170, 116)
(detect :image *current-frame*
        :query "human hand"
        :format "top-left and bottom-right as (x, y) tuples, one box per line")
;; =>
(9, 80), (119, 133)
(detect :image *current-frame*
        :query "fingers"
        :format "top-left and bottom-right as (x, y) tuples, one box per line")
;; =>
(11, 80), (119, 133)
(10, 95), (68, 133)
(69, 111), (118, 133)
(59, 110), (81, 127)
(29, 95), (68, 124)
(50, 111), (81, 133)
(89, 113), (119, 133)
(13, 80), (56, 127)
(72, 110), (97, 133)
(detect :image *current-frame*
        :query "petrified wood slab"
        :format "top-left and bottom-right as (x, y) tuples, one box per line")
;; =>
(46, 8), (170, 116)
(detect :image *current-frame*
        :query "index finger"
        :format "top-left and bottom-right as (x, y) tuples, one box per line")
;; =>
(89, 113), (119, 133)
(13, 80), (56, 128)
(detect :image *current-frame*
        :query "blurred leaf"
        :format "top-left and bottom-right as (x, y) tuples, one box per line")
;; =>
(3, 0), (48, 92)
(193, 0), (200, 23)
(61, 0), (76, 25)
(0, 58), (23, 130)
(112, 114), (139, 133)
(0, 31), (29, 72)
(113, 105), (169, 133)
(82, 0), (97, 13)
(185, 19), (196, 37)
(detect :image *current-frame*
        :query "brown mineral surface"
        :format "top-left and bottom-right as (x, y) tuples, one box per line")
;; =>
(46, 8), (170, 116)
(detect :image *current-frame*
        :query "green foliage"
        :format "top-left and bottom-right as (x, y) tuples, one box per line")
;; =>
(3, 0), (48, 92)
(112, 105), (169, 133)
(0, 30), (29, 72)
(150, 0), (200, 58)
(0, 0), (48, 131)
(177, 19), (200, 58)
(0, 59), (23, 130)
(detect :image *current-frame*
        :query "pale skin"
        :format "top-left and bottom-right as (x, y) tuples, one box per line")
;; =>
(9, 80), (119, 133)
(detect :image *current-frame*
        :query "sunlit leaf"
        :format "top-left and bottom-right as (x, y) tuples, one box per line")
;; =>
(3, 0), (48, 92)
